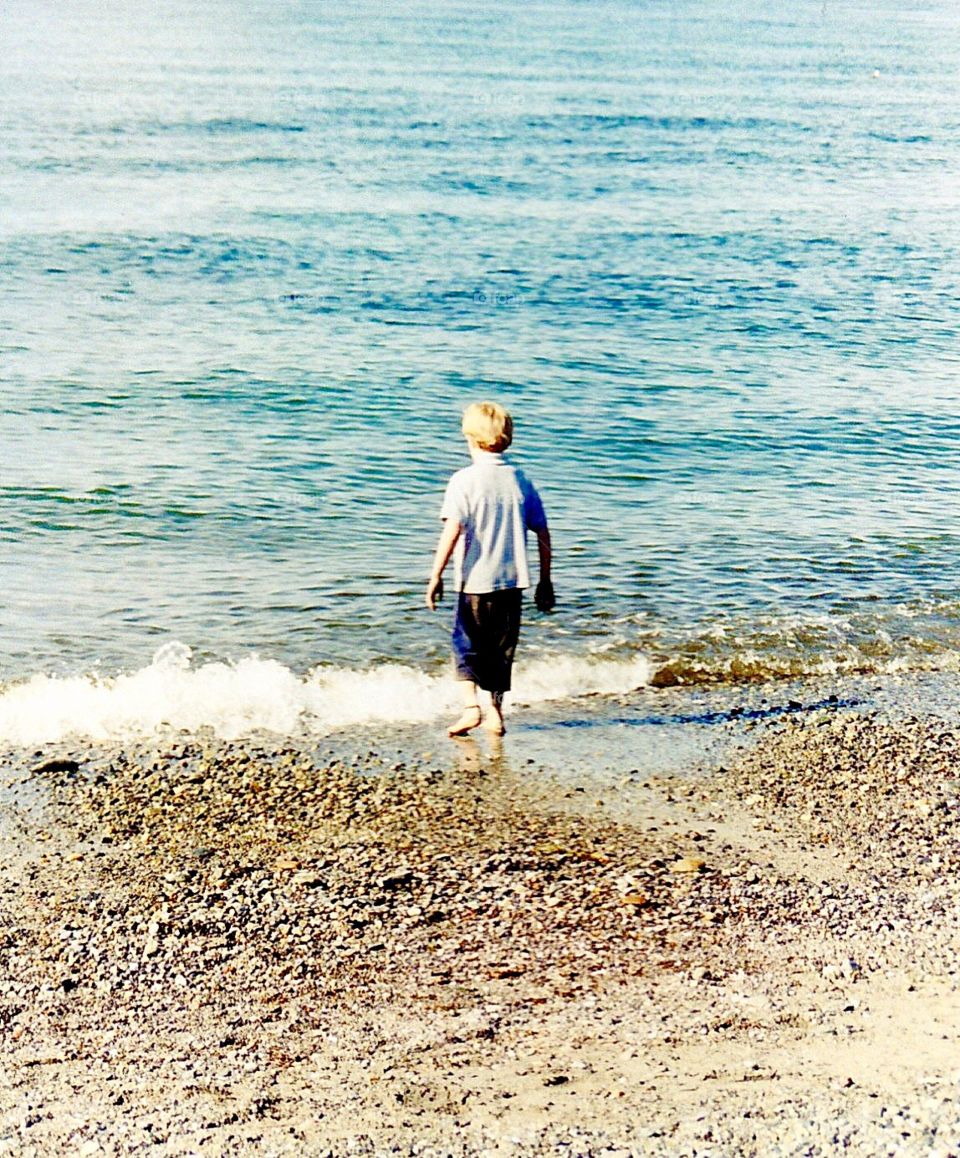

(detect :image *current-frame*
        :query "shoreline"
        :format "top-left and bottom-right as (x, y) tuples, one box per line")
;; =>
(3, 677), (960, 1154)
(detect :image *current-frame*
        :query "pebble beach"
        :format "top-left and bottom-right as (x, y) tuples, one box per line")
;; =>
(5, 693), (960, 1156)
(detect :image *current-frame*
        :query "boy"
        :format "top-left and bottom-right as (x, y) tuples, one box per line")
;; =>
(426, 401), (554, 736)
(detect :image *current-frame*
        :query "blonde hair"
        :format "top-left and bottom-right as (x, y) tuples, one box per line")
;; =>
(461, 401), (513, 452)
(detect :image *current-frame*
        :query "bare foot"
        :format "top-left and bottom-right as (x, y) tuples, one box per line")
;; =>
(448, 705), (482, 737)
(485, 702), (505, 735)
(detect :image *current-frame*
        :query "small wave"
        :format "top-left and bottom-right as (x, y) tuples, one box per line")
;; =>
(0, 643), (653, 746)
(8, 615), (960, 747)
(649, 644), (960, 688)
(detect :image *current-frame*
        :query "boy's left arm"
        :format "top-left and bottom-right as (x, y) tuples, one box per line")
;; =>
(426, 519), (462, 610)
(534, 526), (555, 612)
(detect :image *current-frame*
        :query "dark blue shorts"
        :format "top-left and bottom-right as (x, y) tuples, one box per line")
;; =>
(452, 589), (523, 692)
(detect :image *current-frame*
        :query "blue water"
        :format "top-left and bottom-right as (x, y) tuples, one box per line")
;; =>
(5, 0), (960, 712)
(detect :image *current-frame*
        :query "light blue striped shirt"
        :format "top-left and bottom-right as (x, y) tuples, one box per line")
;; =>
(440, 451), (547, 594)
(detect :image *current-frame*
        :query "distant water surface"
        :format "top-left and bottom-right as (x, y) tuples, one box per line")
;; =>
(4, 0), (960, 740)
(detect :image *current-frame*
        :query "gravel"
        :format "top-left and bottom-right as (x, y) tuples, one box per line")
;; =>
(2, 710), (960, 1154)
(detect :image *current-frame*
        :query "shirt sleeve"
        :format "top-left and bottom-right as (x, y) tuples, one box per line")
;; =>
(440, 474), (467, 523)
(522, 477), (547, 532)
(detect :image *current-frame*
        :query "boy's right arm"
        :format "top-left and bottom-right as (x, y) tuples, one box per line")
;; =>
(426, 518), (462, 610)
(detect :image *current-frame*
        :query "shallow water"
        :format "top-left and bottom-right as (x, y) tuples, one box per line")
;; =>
(4, 0), (960, 740)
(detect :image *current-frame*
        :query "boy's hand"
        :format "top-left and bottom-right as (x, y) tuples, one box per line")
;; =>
(534, 578), (555, 613)
(426, 575), (444, 610)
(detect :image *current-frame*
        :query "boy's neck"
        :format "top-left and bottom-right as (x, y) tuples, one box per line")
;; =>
(469, 446), (505, 463)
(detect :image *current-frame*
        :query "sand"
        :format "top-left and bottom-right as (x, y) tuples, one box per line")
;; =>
(2, 698), (960, 1156)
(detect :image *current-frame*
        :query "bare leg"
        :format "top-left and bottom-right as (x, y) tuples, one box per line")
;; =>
(486, 690), (506, 735)
(448, 680), (482, 736)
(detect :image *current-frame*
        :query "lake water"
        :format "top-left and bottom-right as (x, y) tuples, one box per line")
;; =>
(4, 0), (960, 742)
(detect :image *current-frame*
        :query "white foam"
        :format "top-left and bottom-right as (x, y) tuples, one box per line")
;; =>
(0, 642), (652, 746)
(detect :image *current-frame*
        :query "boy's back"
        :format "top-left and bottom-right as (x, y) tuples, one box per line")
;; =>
(441, 451), (546, 595)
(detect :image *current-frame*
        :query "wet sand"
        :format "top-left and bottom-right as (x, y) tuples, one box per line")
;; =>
(3, 685), (960, 1155)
